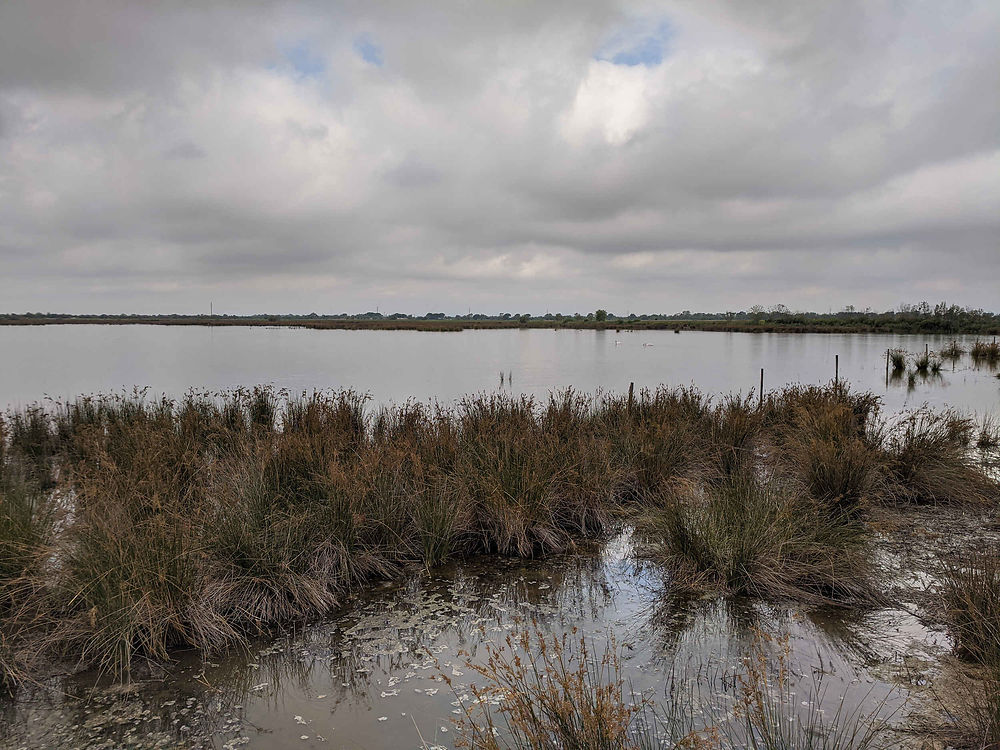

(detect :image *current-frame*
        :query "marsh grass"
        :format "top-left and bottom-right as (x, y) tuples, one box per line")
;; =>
(889, 350), (906, 372)
(938, 553), (1000, 748)
(451, 626), (893, 750)
(449, 628), (678, 750)
(637, 478), (880, 604)
(0, 463), (57, 690)
(971, 340), (1000, 365)
(0, 384), (995, 677)
(941, 553), (1000, 668)
(768, 385), (885, 513)
(976, 417), (1000, 451)
(940, 341), (965, 359)
(885, 410), (997, 505)
(728, 630), (893, 750)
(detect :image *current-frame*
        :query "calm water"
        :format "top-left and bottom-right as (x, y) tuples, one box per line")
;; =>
(1, 325), (997, 414)
(1, 532), (934, 750)
(0, 325), (994, 749)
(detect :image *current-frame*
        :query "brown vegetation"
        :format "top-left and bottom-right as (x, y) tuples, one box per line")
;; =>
(0, 383), (996, 685)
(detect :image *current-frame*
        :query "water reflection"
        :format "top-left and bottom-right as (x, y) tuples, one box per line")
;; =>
(1, 327), (997, 417)
(1, 531), (928, 750)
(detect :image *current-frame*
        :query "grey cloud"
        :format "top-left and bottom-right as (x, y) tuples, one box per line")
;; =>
(384, 157), (443, 188)
(163, 141), (206, 160)
(0, 0), (997, 315)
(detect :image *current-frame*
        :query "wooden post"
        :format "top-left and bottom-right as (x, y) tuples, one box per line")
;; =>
(835, 354), (839, 385)
(759, 368), (764, 407)
(885, 348), (889, 386)
(925, 343), (929, 356)
(627, 381), (634, 413)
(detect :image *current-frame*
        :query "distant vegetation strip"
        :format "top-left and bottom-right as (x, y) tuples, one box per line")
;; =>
(2, 302), (999, 334)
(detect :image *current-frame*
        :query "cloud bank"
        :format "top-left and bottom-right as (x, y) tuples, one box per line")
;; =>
(1, 0), (997, 314)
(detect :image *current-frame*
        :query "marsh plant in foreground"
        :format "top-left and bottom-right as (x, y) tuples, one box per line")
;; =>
(449, 627), (891, 750)
(448, 628), (675, 750)
(938, 552), (1000, 748)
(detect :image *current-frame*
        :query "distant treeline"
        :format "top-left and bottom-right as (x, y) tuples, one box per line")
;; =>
(2, 302), (998, 334)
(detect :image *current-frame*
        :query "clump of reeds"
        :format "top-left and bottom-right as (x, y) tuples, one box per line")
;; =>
(600, 386), (710, 501)
(637, 477), (880, 604)
(976, 416), (1000, 451)
(971, 340), (1000, 365)
(938, 553), (1000, 746)
(941, 552), (1000, 668)
(0, 463), (56, 691)
(889, 349), (907, 371)
(729, 630), (890, 749)
(940, 340), (965, 359)
(451, 626), (891, 750)
(912, 352), (943, 374)
(767, 385), (885, 513)
(450, 628), (674, 750)
(884, 410), (998, 505)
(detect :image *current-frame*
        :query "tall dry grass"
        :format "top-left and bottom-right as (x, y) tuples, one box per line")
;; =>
(938, 553), (1000, 748)
(0, 384), (995, 678)
(451, 626), (891, 750)
(449, 628), (675, 750)
(636, 478), (880, 604)
(884, 410), (997, 505)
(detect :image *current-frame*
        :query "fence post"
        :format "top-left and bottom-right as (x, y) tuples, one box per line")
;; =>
(885, 348), (889, 386)
(835, 354), (839, 385)
(759, 368), (764, 408)
(627, 382), (634, 413)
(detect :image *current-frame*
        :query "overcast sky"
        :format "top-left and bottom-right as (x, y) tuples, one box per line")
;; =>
(1, 1), (998, 315)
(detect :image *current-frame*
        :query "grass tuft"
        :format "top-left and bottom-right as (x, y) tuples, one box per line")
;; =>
(637, 477), (881, 604)
(885, 410), (998, 505)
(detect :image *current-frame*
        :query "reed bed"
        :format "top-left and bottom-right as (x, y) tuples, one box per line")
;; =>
(0, 384), (996, 682)
(971, 340), (1000, 365)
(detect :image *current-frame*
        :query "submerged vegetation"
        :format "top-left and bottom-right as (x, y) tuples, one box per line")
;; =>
(0, 383), (997, 690)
